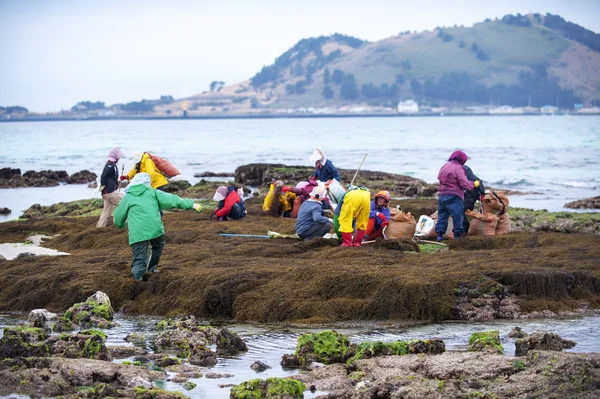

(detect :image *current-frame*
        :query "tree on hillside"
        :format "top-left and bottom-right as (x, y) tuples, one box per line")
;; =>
(322, 86), (334, 99)
(332, 69), (345, 85)
(410, 79), (422, 96)
(324, 68), (330, 85)
(340, 74), (358, 100)
(209, 81), (225, 92)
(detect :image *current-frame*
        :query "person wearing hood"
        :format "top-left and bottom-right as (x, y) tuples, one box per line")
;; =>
(96, 147), (126, 228)
(295, 186), (333, 241)
(123, 152), (168, 190)
(365, 190), (391, 240)
(309, 149), (340, 187)
(213, 185), (246, 221)
(436, 150), (479, 241)
(113, 173), (203, 281)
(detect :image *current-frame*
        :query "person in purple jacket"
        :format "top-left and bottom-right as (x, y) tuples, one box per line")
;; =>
(436, 150), (479, 241)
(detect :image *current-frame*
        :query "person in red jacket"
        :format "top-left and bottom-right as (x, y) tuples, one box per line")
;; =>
(213, 185), (247, 220)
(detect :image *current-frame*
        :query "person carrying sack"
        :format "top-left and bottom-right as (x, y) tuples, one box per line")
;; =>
(96, 147), (125, 228)
(123, 152), (168, 190)
(113, 173), (203, 281)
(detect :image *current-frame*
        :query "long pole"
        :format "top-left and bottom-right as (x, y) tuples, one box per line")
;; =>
(350, 154), (368, 186)
(118, 164), (125, 192)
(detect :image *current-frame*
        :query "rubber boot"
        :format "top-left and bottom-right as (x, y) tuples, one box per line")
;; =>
(341, 232), (353, 247)
(353, 229), (366, 247)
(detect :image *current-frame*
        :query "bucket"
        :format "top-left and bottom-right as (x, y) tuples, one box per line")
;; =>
(326, 179), (346, 203)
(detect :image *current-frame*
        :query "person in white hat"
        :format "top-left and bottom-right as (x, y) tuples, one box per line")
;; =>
(309, 148), (340, 187)
(295, 186), (333, 241)
(96, 147), (126, 228)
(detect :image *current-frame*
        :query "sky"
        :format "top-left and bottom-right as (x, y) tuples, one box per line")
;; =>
(1, 0), (599, 112)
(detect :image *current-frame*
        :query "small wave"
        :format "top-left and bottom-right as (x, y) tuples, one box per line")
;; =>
(549, 180), (599, 189)
(489, 178), (530, 187)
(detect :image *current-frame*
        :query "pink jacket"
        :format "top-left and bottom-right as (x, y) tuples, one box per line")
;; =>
(437, 160), (474, 200)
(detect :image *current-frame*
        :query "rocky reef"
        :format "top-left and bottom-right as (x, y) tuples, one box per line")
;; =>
(0, 168), (96, 188)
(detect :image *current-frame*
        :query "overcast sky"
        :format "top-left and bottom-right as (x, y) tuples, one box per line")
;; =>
(1, 0), (599, 112)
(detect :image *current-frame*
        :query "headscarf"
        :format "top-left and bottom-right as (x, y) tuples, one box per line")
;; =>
(213, 186), (229, 201)
(130, 152), (143, 164)
(128, 172), (151, 188)
(448, 150), (469, 165)
(107, 147), (125, 162)
(309, 148), (327, 166)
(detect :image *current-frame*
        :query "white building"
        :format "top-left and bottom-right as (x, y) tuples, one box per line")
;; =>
(541, 105), (558, 114)
(489, 106), (524, 115)
(397, 100), (419, 114)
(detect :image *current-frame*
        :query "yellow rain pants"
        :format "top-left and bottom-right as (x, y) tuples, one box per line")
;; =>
(337, 190), (371, 233)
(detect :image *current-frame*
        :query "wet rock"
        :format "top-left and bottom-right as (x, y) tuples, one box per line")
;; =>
(125, 332), (147, 344)
(565, 196), (600, 210)
(205, 372), (234, 379)
(281, 354), (304, 368)
(60, 292), (116, 329)
(0, 326), (50, 359)
(350, 339), (445, 362)
(28, 309), (57, 332)
(0, 167), (21, 180)
(230, 377), (306, 399)
(285, 330), (354, 366)
(155, 316), (218, 344)
(250, 360), (271, 372)
(66, 169), (96, 184)
(16, 252), (36, 258)
(49, 331), (112, 361)
(182, 381), (196, 390)
(155, 328), (208, 356)
(0, 207), (11, 215)
(194, 171), (233, 178)
(52, 318), (76, 332)
(127, 376), (153, 389)
(468, 331), (503, 354)
(515, 331), (576, 356)
(155, 356), (181, 367)
(216, 327), (248, 355)
(218, 383), (235, 388)
(109, 345), (147, 358)
(508, 326), (528, 339)
(188, 345), (217, 367)
(162, 180), (192, 193)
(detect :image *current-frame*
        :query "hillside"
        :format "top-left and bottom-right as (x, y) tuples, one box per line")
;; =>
(156, 13), (600, 116)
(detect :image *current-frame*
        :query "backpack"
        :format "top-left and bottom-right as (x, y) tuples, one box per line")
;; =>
(147, 153), (180, 178)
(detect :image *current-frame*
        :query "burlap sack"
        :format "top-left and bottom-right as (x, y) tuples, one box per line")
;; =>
(290, 196), (304, 218)
(429, 210), (455, 239)
(467, 210), (498, 236)
(386, 211), (416, 239)
(495, 213), (511, 235)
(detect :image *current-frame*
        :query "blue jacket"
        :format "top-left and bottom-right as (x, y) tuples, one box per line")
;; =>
(369, 200), (391, 221)
(312, 159), (340, 183)
(295, 200), (330, 236)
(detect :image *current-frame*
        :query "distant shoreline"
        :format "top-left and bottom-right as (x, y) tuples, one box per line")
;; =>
(1, 112), (598, 123)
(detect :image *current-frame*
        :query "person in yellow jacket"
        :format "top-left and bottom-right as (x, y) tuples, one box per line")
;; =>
(122, 152), (168, 190)
(262, 180), (296, 217)
(334, 186), (371, 247)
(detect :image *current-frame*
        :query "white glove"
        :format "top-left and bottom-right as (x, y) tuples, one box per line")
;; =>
(376, 212), (381, 217)
(192, 203), (204, 213)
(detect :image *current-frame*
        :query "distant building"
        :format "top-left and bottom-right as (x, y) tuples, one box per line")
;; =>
(397, 100), (419, 114)
(97, 109), (115, 116)
(577, 107), (600, 114)
(541, 105), (558, 114)
(71, 104), (88, 113)
(489, 106), (524, 115)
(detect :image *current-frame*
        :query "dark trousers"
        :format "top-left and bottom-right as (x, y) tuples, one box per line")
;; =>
(463, 194), (477, 233)
(298, 222), (331, 241)
(131, 234), (165, 280)
(436, 194), (465, 238)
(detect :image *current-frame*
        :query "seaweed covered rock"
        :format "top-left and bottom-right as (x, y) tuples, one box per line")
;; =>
(155, 329), (209, 356)
(216, 327), (248, 355)
(22, 198), (103, 219)
(188, 345), (217, 367)
(251, 360), (271, 372)
(349, 339), (446, 362)
(0, 326), (50, 359)
(282, 330), (354, 367)
(508, 326), (528, 339)
(58, 291), (116, 329)
(515, 331), (576, 356)
(0, 207), (10, 215)
(162, 180), (192, 193)
(49, 329), (111, 361)
(468, 330), (503, 354)
(230, 377), (306, 399)
(66, 169), (96, 184)
(155, 316), (218, 344)
(565, 196), (600, 210)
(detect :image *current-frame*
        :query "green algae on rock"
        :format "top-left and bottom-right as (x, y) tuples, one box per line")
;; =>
(230, 377), (306, 399)
(469, 331), (504, 354)
(349, 339), (446, 363)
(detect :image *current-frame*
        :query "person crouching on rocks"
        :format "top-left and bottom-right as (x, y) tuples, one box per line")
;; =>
(365, 190), (391, 240)
(435, 150), (478, 241)
(97, 147), (125, 228)
(114, 173), (203, 281)
(335, 185), (371, 247)
(295, 186), (333, 241)
(213, 185), (247, 221)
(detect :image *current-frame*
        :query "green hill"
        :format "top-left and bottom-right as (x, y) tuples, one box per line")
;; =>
(159, 13), (600, 115)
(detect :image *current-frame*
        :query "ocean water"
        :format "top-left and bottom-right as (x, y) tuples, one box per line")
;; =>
(0, 115), (599, 221)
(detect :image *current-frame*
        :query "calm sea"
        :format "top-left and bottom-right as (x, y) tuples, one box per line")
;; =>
(1, 115), (599, 221)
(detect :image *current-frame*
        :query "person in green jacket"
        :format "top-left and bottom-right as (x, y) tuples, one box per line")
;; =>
(114, 172), (203, 281)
